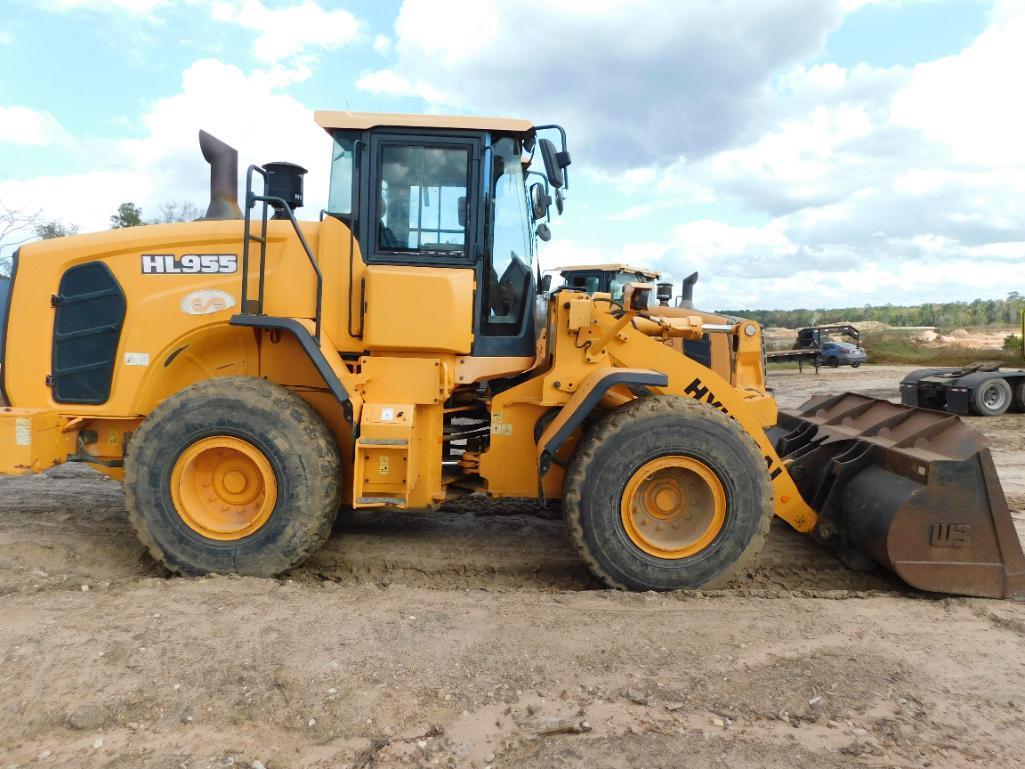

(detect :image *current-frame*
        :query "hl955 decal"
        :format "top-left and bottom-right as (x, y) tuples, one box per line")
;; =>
(142, 254), (238, 275)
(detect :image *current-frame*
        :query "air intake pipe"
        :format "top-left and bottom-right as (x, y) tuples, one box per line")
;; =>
(199, 130), (242, 221)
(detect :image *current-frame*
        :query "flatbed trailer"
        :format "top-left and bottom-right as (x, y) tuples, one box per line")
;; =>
(901, 363), (1025, 416)
(765, 349), (821, 372)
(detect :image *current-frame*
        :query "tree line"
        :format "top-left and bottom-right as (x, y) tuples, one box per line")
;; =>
(716, 295), (1025, 330)
(0, 200), (200, 277)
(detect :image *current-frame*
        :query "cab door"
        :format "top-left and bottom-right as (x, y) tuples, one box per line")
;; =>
(357, 132), (483, 354)
(473, 136), (537, 359)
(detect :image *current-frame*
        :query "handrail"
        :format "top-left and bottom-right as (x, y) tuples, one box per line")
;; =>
(347, 139), (367, 339)
(241, 164), (325, 343)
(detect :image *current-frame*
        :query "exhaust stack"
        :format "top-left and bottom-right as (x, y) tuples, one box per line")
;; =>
(679, 271), (699, 308)
(199, 130), (242, 221)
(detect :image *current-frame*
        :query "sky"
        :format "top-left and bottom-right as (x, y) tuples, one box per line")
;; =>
(0, 0), (1022, 310)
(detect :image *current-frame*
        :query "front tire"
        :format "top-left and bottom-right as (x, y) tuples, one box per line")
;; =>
(563, 396), (772, 591)
(124, 377), (342, 576)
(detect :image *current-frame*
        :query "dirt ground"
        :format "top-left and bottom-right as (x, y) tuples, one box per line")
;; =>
(2, 365), (1025, 769)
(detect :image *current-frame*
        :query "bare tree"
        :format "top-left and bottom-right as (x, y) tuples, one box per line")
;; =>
(155, 201), (201, 224)
(1, 204), (40, 278)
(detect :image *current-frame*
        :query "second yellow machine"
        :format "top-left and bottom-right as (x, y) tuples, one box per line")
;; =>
(1, 112), (1022, 597)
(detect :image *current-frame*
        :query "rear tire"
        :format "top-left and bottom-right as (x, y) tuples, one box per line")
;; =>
(1011, 379), (1025, 413)
(851, 362), (860, 368)
(124, 376), (341, 576)
(563, 396), (773, 591)
(971, 377), (1012, 417)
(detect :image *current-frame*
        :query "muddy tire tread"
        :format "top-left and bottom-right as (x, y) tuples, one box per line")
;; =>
(563, 395), (773, 591)
(124, 376), (342, 576)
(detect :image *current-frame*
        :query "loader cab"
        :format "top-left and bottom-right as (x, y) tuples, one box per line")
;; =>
(320, 112), (569, 360)
(558, 265), (661, 304)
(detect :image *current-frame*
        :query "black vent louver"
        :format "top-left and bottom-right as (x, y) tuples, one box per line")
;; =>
(51, 262), (126, 404)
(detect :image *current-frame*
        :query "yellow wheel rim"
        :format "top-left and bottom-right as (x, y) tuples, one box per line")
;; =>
(170, 436), (278, 541)
(621, 456), (726, 559)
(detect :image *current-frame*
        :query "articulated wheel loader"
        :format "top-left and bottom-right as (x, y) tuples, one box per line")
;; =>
(1, 112), (1023, 597)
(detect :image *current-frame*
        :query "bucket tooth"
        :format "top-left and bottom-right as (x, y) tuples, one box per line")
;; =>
(777, 393), (1025, 599)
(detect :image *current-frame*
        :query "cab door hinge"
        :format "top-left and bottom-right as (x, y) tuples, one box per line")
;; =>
(50, 294), (61, 307)
(45, 374), (55, 387)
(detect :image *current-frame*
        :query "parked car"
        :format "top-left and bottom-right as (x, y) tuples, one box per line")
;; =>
(818, 341), (867, 368)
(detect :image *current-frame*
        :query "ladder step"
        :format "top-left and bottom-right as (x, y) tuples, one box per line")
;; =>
(356, 496), (404, 506)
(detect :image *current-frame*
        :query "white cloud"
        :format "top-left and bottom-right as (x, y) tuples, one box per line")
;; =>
(541, 4), (1025, 309)
(363, 0), (846, 166)
(210, 0), (359, 63)
(351, 0), (1025, 308)
(9, 0), (1025, 311)
(355, 70), (448, 104)
(0, 106), (69, 146)
(891, 10), (1025, 166)
(0, 59), (331, 232)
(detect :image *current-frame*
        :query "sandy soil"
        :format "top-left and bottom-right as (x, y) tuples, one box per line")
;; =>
(2, 365), (1025, 768)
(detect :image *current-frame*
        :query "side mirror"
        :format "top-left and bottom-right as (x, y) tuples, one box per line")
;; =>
(554, 188), (564, 215)
(457, 196), (467, 228)
(539, 138), (564, 189)
(539, 274), (552, 293)
(529, 182), (551, 220)
(536, 223), (552, 242)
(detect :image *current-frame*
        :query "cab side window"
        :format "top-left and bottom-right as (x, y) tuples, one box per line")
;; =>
(376, 144), (469, 257)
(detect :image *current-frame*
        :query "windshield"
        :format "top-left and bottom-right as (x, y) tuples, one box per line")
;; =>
(482, 137), (533, 334)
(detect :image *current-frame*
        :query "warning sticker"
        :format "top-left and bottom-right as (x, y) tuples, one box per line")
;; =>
(379, 455), (391, 474)
(15, 418), (31, 446)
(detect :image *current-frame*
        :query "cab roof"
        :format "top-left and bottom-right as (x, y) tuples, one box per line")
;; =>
(314, 111), (534, 134)
(559, 264), (662, 280)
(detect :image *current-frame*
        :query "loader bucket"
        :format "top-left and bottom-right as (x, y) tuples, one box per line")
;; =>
(774, 393), (1025, 599)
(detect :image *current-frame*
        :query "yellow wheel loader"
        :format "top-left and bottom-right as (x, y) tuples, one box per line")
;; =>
(1, 112), (1022, 597)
